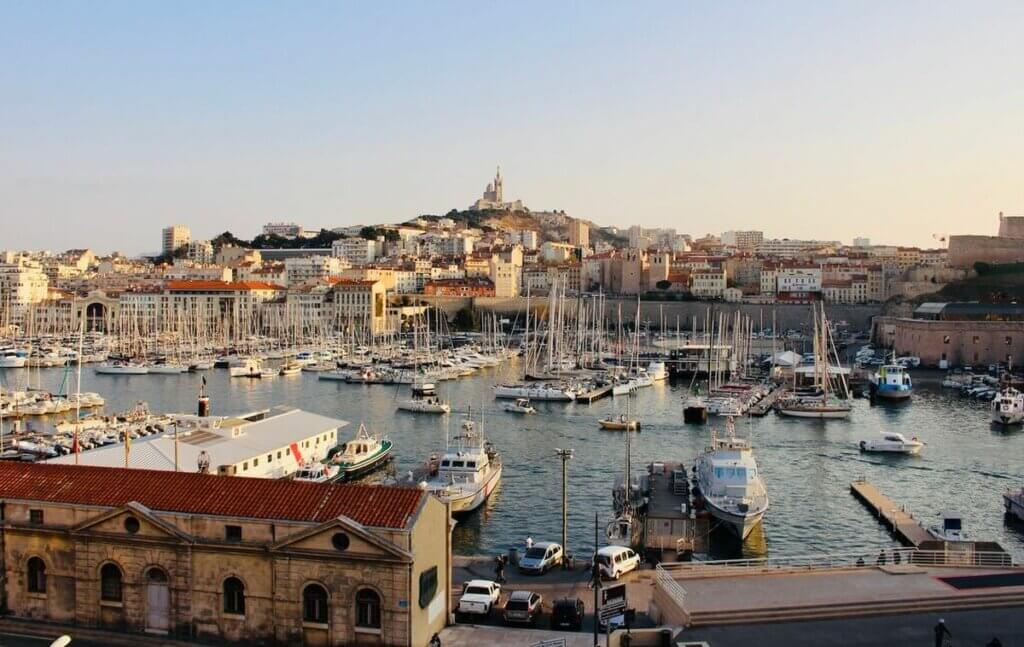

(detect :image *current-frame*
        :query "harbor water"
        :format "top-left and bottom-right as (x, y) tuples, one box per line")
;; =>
(5, 362), (1023, 562)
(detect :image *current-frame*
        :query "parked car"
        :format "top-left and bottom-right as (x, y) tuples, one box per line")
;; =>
(550, 597), (584, 631)
(503, 590), (543, 625)
(596, 545), (641, 580)
(518, 541), (563, 575)
(457, 579), (501, 615)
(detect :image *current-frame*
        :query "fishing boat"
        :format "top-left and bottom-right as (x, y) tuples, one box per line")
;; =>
(396, 381), (450, 414)
(693, 417), (769, 540)
(424, 418), (502, 514)
(279, 361), (303, 376)
(869, 357), (913, 401)
(325, 423), (394, 481)
(858, 431), (924, 455)
(502, 398), (536, 414)
(991, 386), (1024, 425)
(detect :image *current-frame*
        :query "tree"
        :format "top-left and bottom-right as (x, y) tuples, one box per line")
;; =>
(211, 231), (249, 249)
(452, 306), (479, 331)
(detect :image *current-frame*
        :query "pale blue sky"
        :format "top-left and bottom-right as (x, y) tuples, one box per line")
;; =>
(2, 2), (1023, 253)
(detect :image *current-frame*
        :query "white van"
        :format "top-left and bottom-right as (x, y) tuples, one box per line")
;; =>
(596, 545), (640, 580)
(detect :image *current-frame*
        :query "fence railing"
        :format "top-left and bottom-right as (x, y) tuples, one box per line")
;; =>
(655, 562), (688, 605)
(657, 548), (1015, 574)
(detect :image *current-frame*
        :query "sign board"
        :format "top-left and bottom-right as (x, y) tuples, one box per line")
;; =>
(599, 582), (627, 623)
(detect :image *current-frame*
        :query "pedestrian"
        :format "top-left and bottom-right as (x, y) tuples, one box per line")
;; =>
(933, 618), (952, 647)
(855, 557), (865, 567)
(877, 549), (887, 566)
(428, 633), (441, 647)
(495, 555), (506, 584)
(526, 536), (534, 550)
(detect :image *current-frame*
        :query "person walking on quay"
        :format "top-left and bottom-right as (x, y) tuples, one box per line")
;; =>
(525, 536), (534, 551)
(494, 555), (506, 584)
(933, 618), (952, 647)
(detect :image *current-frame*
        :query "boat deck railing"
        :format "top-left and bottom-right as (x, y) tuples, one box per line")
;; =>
(658, 548), (1016, 575)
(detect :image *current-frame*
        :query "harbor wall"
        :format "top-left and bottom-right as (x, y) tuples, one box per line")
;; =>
(411, 295), (881, 331)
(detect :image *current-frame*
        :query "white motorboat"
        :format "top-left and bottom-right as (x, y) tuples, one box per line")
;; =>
(646, 361), (669, 382)
(929, 513), (967, 542)
(293, 462), (341, 483)
(0, 350), (27, 368)
(991, 387), (1024, 425)
(397, 381), (450, 414)
(95, 361), (149, 375)
(858, 431), (924, 455)
(279, 361), (303, 376)
(425, 419), (502, 514)
(694, 417), (769, 540)
(502, 398), (536, 414)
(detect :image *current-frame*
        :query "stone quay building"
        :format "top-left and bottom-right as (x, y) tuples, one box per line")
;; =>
(0, 463), (450, 646)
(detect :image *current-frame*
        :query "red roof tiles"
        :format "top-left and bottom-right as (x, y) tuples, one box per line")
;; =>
(0, 463), (424, 530)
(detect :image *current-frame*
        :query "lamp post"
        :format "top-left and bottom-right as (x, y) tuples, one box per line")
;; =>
(555, 448), (574, 567)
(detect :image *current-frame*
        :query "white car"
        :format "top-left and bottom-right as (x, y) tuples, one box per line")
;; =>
(518, 541), (564, 575)
(458, 579), (501, 615)
(596, 545), (640, 580)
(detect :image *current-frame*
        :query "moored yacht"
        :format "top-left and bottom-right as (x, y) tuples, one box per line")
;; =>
(991, 387), (1024, 426)
(397, 381), (450, 414)
(494, 382), (577, 401)
(228, 357), (263, 378)
(424, 419), (502, 514)
(95, 360), (149, 375)
(694, 417), (769, 540)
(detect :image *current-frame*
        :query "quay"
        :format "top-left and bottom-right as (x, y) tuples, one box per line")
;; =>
(643, 461), (709, 560)
(849, 478), (933, 547)
(747, 384), (788, 417)
(576, 383), (613, 403)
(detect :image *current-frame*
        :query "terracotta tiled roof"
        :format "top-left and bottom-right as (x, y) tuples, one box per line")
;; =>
(166, 280), (285, 291)
(0, 463), (424, 530)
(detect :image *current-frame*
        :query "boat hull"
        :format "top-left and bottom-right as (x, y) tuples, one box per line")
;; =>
(991, 411), (1024, 426)
(443, 464), (502, 515)
(704, 498), (766, 540)
(494, 385), (575, 401)
(683, 406), (708, 424)
(337, 445), (394, 482)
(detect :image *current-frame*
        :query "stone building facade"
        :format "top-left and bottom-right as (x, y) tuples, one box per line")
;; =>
(0, 463), (450, 646)
(873, 316), (1024, 368)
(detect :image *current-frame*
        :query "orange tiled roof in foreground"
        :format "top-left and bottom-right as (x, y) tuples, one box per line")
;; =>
(0, 462), (425, 530)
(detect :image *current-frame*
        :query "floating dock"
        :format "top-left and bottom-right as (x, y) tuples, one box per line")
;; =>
(850, 479), (934, 547)
(747, 385), (788, 417)
(576, 383), (613, 403)
(643, 461), (709, 560)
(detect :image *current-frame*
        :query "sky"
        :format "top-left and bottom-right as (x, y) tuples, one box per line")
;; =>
(2, 1), (1023, 254)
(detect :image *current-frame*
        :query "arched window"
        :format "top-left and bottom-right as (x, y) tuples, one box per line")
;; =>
(27, 557), (46, 594)
(303, 583), (329, 624)
(223, 577), (245, 615)
(100, 563), (122, 602)
(355, 588), (381, 629)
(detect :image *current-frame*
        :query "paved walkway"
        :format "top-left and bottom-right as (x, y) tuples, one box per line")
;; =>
(682, 606), (1022, 646)
(673, 565), (1024, 614)
(439, 625), (604, 646)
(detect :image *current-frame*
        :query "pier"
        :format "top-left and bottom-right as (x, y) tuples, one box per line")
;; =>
(576, 383), (612, 403)
(643, 461), (709, 560)
(849, 479), (933, 547)
(747, 384), (788, 417)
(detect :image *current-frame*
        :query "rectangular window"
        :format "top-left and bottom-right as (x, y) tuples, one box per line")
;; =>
(1007, 336), (1013, 346)
(973, 335), (980, 344)
(267, 454), (272, 462)
(225, 525), (242, 542)
(419, 566), (439, 609)
(29, 509), (43, 525)
(243, 461), (248, 471)
(253, 458), (259, 467)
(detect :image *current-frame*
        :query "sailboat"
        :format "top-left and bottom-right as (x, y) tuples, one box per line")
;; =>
(776, 303), (852, 420)
(396, 380), (451, 414)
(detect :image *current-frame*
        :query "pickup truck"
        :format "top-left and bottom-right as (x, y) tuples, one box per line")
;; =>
(457, 580), (501, 615)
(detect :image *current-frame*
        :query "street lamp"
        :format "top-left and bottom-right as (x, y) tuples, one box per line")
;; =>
(554, 448), (574, 568)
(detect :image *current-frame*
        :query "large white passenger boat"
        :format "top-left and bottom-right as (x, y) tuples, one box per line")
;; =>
(694, 417), (769, 540)
(425, 419), (502, 514)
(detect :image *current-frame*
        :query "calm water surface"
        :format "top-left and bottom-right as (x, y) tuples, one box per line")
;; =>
(5, 362), (1023, 561)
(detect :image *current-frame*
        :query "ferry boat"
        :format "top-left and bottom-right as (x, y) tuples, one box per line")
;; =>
(425, 419), (502, 514)
(870, 361), (913, 400)
(991, 387), (1024, 426)
(858, 431), (924, 455)
(396, 381), (450, 414)
(326, 423), (394, 481)
(694, 417), (769, 540)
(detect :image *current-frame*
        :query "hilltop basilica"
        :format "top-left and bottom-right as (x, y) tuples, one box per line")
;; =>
(469, 166), (526, 212)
